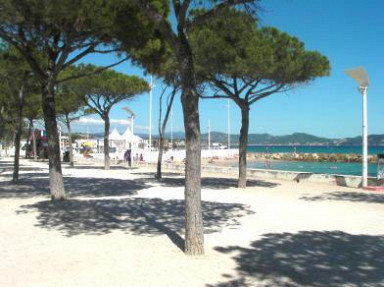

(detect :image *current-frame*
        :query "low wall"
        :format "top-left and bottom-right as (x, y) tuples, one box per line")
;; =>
(143, 162), (381, 188)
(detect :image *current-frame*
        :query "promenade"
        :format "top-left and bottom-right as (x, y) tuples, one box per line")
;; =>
(0, 157), (383, 287)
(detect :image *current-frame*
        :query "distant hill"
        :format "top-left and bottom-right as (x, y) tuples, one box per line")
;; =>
(78, 130), (384, 146)
(199, 132), (333, 145)
(200, 132), (384, 146)
(334, 134), (384, 146)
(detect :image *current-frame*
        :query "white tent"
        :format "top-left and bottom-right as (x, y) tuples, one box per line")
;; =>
(108, 127), (145, 152)
(108, 128), (125, 151)
(121, 127), (145, 150)
(109, 128), (124, 140)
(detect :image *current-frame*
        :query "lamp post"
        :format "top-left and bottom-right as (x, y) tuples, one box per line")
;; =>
(170, 105), (173, 150)
(227, 99), (231, 155)
(149, 75), (154, 151)
(122, 107), (135, 149)
(345, 67), (370, 187)
(208, 120), (211, 151)
(58, 124), (62, 156)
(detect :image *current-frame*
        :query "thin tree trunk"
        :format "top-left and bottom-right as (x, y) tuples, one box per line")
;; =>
(25, 119), (32, 158)
(13, 86), (24, 183)
(156, 87), (177, 179)
(0, 112), (4, 143)
(65, 116), (74, 167)
(32, 121), (37, 160)
(238, 103), (250, 188)
(156, 136), (165, 178)
(41, 75), (66, 200)
(0, 117), (3, 157)
(178, 34), (204, 255)
(104, 116), (110, 169)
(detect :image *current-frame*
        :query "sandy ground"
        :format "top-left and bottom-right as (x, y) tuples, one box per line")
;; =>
(0, 157), (383, 287)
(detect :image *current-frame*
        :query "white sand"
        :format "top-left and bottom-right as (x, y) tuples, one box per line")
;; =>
(0, 157), (383, 287)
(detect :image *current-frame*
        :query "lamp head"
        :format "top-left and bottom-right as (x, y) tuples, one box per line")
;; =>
(122, 107), (135, 117)
(345, 67), (369, 87)
(358, 86), (367, 94)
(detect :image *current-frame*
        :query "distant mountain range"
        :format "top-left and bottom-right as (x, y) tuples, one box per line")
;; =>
(83, 131), (384, 146)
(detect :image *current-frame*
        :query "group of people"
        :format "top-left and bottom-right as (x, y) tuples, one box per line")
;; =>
(124, 149), (144, 167)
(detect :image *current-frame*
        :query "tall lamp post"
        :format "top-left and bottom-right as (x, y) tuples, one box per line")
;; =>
(122, 107), (135, 149)
(345, 67), (370, 187)
(227, 99), (231, 155)
(208, 120), (211, 151)
(149, 75), (154, 151)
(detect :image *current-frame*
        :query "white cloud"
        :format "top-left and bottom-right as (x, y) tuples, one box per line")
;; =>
(74, 117), (132, 125)
(72, 117), (151, 132)
(74, 117), (103, 125)
(111, 119), (131, 125)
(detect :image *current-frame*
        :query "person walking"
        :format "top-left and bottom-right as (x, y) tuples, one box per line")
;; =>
(124, 149), (132, 167)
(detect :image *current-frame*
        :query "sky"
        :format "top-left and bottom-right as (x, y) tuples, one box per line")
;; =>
(71, 0), (384, 139)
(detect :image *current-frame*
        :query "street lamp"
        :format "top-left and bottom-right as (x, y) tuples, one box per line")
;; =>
(345, 67), (370, 187)
(227, 98), (231, 155)
(208, 120), (211, 151)
(122, 107), (135, 149)
(170, 105), (173, 150)
(148, 75), (155, 151)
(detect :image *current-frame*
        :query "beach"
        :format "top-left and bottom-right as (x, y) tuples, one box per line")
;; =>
(0, 157), (383, 287)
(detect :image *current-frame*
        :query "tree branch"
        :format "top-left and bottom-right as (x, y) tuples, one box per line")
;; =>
(178, 0), (192, 30)
(55, 18), (82, 74)
(207, 76), (235, 98)
(200, 94), (229, 100)
(57, 57), (129, 84)
(61, 43), (97, 70)
(0, 30), (46, 79)
(190, 0), (255, 28)
(248, 84), (286, 105)
(132, 0), (179, 50)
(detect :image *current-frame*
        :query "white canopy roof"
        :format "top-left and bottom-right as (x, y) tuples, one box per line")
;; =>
(109, 128), (124, 140)
(122, 127), (143, 142)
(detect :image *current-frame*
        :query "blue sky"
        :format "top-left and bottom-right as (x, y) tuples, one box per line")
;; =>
(73, 0), (384, 139)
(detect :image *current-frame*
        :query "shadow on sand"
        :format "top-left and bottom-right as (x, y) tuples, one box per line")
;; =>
(64, 164), (135, 170)
(18, 198), (254, 252)
(0, 174), (146, 199)
(300, 191), (384, 204)
(210, 231), (384, 287)
(0, 159), (45, 174)
(133, 172), (280, 189)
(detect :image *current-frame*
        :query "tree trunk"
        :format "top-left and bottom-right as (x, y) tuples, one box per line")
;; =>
(181, 88), (203, 255)
(177, 32), (204, 255)
(12, 86), (24, 183)
(238, 103), (250, 188)
(156, 136), (164, 179)
(0, 112), (4, 143)
(25, 119), (32, 158)
(104, 116), (110, 169)
(32, 122), (37, 160)
(156, 88), (177, 179)
(41, 76), (66, 200)
(0, 117), (3, 157)
(66, 117), (74, 167)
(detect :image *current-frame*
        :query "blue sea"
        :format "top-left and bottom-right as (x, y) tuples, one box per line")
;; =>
(245, 145), (384, 177)
(247, 145), (384, 155)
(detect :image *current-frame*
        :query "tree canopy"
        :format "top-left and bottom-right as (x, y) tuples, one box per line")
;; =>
(0, 0), (166, 199)
(192, 8), (330, 102)
(191, 8), (331, 188)
(65, 65), (149, 169)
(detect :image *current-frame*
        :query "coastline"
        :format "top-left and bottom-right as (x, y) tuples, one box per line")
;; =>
(246, 151), (378, 163)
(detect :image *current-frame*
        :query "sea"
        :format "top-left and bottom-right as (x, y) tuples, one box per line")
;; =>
(245, 145), (384, 177)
